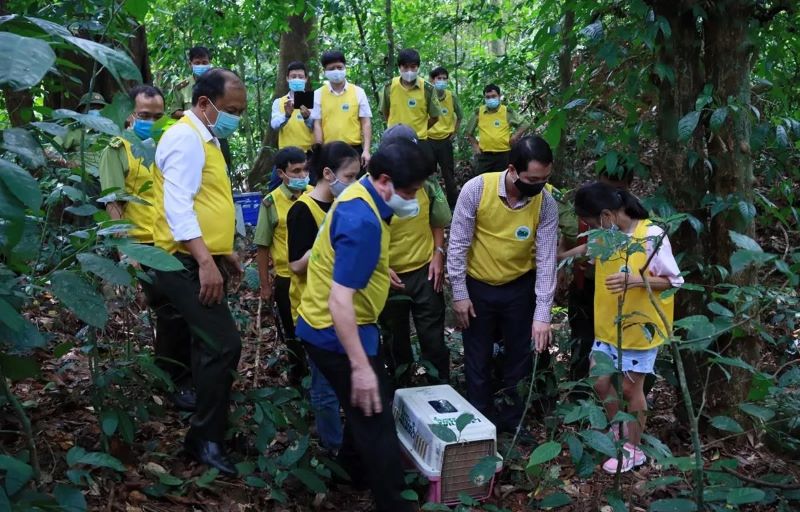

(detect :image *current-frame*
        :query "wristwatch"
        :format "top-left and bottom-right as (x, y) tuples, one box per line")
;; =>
(435, 246), (446, 255)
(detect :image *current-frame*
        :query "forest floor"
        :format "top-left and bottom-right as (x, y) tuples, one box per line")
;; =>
(5, 161), (800, 511)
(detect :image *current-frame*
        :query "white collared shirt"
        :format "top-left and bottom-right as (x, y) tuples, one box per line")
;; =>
(270, 93), (315, 130)
(310, 80), (372, 120)
(154, 110), (220, 242)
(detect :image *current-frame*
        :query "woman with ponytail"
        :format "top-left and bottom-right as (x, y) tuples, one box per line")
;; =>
(572, 181), (683, 473)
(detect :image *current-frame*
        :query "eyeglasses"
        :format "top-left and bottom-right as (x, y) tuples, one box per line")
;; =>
(134, 111), (164, 121)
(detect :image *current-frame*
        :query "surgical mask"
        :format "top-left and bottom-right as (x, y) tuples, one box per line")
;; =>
(192, 64), (211, 76)
(285, 174), (310, 192)
(400, 70), (418, 82)
(87, 109), (102, 117)
(325, 69), (346, 84)
(386, 186), (420, 218)
(434, 79), (448, 91)
(485, 98), (501, 109)
(513, 178), (546, 197)
(330, 178), (349, 197)
(133, 119), (154, 140)
(288, 78), (306, 92)
(205, 100), (241, 139)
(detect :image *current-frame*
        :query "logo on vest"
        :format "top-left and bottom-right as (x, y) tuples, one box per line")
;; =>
(341, 103), (350, 112)
(441, 108), (449, 115)
(296, 113), (303, 120)
(514, 226), (531, 240)
(493, 120), (501, 127)
(619, 264), (631, 274)
(408, 98), (417, 108)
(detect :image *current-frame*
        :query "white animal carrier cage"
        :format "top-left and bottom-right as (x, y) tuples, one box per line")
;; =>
(393, 385), (503, 504)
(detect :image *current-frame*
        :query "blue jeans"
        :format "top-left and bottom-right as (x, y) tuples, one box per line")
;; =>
(309, 358), (343, 451)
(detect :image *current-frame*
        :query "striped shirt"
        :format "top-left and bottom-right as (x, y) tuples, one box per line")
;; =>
(447, 171), (558, 323)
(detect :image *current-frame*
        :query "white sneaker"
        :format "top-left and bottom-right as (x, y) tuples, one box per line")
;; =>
(602, 443), (646, 473)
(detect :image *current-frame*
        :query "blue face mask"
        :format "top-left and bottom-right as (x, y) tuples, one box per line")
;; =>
(434, 80), (448, 91)
(386, 185), (420, 218)
(192, 64), (211, 76)
(485, 98), (501, 109)
(132, 119), (154, 140)
(330, 178), (352, 197)
(285, 174), (310, 192)
(205, 100), (241, 139)
(87, 109), (102, 117)
(324, 69), (346, 84)
(288, 78), (306, 92)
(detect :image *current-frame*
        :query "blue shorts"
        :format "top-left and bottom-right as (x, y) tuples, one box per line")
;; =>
(591, 340), (659, 374)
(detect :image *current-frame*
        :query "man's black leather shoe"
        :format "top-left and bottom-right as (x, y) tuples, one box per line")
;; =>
(184, 436), (238, 477)
(169, 389), (197, 412)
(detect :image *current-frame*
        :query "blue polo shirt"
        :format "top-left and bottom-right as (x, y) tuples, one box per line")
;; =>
(296, 177), (394, 356)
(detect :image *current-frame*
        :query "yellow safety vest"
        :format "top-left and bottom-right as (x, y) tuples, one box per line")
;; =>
(119, 139), (155, 243)
(289, 193), (328, 323)
(268, 185), (313, 278)
(298, 181), (390, 329)
(277, 96), (314, 151)
(594, 220), (674, 350)
(319, 84), (362, 145)
(467, 172), (543, 285)
(389, 186), (433, 273)
(477, 105), (511, 152)
(152, 117), (234, 255)
(428, 90), (456, 141)
(387, 76), (429, 139)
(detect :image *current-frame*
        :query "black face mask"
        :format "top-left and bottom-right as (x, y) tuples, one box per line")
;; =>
(514, 178), (546, 197)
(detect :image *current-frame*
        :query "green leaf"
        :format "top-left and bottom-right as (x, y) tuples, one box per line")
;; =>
(195, 468), (219, 488)
(117, 244), (184, 271)
(710, 415), (743, 433)
(429, 423), (457, 443)
(0, 159), (43, 211)
(0, 354), (40, 380)
(677, 111), (701, 142)
(726, 487), (765, 505)
(51, 270), (108, 328)
(0, 32), (55, 90)
(737, 403), (775, 421)
(645, 476), (682, 489)
(245, 475), (268, 488)
(564, 433), (583, 464)
(455, 412), (475, 433)
(579, 430), (617, 458)
(707, 302), (733, 317)
(590, 351), (617, 376)
(77, 253), (133, 286)
(0, 319), (45, 351)
(64, 37), (141, 85)
(564, 98), (587, 110)
(400, 489), (419, 501)
(776, 125), (790, 148)
(709, 107), (728, 131)
(649, 498), (697, 512)
(102, 93), (135, 132)
(100, 410), (118, 436)
(747, 372), (773, 401)
(52, 109), (121, 136)
(469, 455), (499, 485)
(32, 121), (69, 139)
(277, 435), (309, 467)
(539, 491), (571, 508)
(527, 441), (561, 466)
(2, 128), (46, 168)
(67, 446), (125, 471)
(123, 0), (150, 19)
(0, 297), (25, 332)
(730, 250), (774, 274)
(711, 355), (754, 372)
(728, 231), (762, 252)
(641, 433), (673, 459)
(158, 472), (184, 486)
(54, 484), (87, 512)
(421, 503), (451, 511)
(0, 455), (33, 495)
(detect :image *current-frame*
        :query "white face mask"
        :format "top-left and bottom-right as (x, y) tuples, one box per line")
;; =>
(385, 184), (419, 218)
(400, 70), (418, 83)
(325, 68), (346, 84)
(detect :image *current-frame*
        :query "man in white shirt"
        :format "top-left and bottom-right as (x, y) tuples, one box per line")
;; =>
(310, 50), (373, 168)
(152, 68), (246, 476)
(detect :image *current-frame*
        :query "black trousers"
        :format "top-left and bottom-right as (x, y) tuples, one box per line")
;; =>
(151, 254), (242, 442)
(304, 343), (411, 512)
(274, 275), (307, 384)
(429, 137), (458, 208)
(379, 263), (449, 386)
(568, 278), (595, 382)
(462, 271), (549, 431)
(141, 263), (192, 390)
(474, 151), (509, 175)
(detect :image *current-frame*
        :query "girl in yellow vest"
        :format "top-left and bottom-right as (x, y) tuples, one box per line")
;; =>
(286, 142), (361, 453)
(295, 139), (430, 511)
(573, 182), (683, 473)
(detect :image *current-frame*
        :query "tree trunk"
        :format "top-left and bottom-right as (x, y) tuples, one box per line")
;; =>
(248, 14), (317, 189)
(552, 5), (575, 188)
(385, 0), (394, 79)
(701, 0), (760, 417)
(488, 0), (505, 56)
(348, 0), (380, 106)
